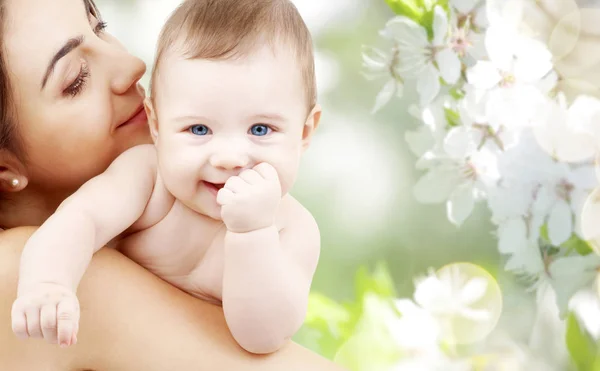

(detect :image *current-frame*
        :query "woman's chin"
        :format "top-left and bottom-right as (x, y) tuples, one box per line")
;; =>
(118, 125), (154, 150)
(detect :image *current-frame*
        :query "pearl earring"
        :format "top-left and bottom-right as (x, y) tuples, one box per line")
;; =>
(10, 178), (19, 188)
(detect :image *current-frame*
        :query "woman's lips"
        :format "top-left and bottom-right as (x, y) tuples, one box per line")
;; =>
(118, 105), (147, 129)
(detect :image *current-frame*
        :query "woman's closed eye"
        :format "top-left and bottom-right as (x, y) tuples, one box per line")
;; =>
(62, 21), (108, 98)
(94, 21), (108, 34)
(64, 62), (90, 97)
(249, 124), (272, 137)
(189, 124), (212, 136)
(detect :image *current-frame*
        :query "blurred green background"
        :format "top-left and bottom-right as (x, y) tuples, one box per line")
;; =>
(95, 0), (534, 361)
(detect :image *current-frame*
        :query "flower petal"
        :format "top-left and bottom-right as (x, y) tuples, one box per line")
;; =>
(547, 199), (573, 246)
(473, 3), (488, 28)
(433, 6), (449, 46)
(532, 99), (597, 163)
(385, 16), (428, 48)
(513, 38), (553, 83)
(460, 277), (488, 305)
(443, 126), (479, 159)
(467, 31), (487, 61)
(417, 64), (441, 105)
(361, 46), (389, 73)
(390, 300), (441, 348)
(451, 0), (480, 14)
(497, 218), (527, 254)
(413, 166), (461, 203)
(436, 48), (461, 84)
(581, 189), (600, 251)
(447, 183), (476, 226)
(372, 79), (398, 114)
(485, 24), (515, 71)
(414, 275), (449, 309)
(459, 307), (491, 321)
(572, 189), (589, 239)
(467, 61), (502, 90)
(567, 165), (597, 190)
(487, 184), (533, 222)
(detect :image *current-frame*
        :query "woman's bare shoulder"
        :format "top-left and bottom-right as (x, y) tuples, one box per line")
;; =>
(0, 227), (345, 371)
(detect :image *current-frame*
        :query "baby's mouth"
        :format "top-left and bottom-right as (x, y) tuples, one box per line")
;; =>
(204, 181), (225, 192)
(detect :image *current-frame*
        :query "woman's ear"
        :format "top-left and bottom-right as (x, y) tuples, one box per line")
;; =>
(144, 97), (159, 143)
(0, 149), (28, 192)
(301, 104), (322, 151)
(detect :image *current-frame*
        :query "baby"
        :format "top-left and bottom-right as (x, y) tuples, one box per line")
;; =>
(11, 0), (322, 354)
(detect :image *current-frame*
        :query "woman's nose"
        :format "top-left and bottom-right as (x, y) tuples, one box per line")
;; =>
(106, 43), (146, 95)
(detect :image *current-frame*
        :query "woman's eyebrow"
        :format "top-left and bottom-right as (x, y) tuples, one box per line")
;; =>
(40, 36), (84, 90)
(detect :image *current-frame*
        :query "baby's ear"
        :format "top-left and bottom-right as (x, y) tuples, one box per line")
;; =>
(301, 104), (322, 151)
(144, 97), (159, 143)
(0, 149), (28, 193)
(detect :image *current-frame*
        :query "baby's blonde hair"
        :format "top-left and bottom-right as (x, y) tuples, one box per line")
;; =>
(150, 0), (316, 110)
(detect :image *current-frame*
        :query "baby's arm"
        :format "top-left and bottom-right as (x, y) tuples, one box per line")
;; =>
(217, 164), (320, 354)
(12, 144), (158, 347)
(223, 209), (319, 354)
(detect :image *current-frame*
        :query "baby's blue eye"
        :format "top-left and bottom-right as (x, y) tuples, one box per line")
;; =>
(190, 124), (210, 136)
(250, 124), (271, 136)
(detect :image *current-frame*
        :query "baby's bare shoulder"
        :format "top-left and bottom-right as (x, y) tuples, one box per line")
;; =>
(279, 194), (316, 221)
(110, 144), (157, 173)
(278, 195), (319, 240)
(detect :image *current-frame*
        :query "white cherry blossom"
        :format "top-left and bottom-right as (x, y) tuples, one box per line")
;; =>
(362, 46), (404, 113)
(466, 23), (555, 131)
(384, 6), (461, 105)
(533, 93), (600, 163)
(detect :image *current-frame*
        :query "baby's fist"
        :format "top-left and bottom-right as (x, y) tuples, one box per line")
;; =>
(12, 283), (79, 347)
(217, 163), (281, 233)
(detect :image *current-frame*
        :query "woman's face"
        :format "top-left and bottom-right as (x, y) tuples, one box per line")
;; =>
(4, 0), (152, 194)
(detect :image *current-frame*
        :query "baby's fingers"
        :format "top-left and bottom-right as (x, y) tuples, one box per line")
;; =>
(40, 304), (58, 344)
(11, 301), (29, 340)
(25, 307), (42, 338)
(216, 188), (235, 206)
(57, 298), (79, 347)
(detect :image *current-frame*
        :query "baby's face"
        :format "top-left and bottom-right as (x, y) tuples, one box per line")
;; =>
(149, 44), (317, 219)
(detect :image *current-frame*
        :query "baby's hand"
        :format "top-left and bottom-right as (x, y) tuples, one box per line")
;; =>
(12, 283), (79, 347)
(217, 163), (281, 233)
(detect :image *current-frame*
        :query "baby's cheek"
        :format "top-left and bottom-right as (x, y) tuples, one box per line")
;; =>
(275, 158), (301, 195)
(159, 157), (196, 198)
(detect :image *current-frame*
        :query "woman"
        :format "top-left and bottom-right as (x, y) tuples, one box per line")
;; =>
(0, 0), (344, 369)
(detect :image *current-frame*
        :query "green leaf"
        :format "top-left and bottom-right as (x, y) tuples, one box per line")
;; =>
(549, 255), (600, 318)
(419, 0), (449, 11)
(305, 293), (351, 326)
(540, 224), (592, 256)
(334, 330), (400, 371)
(444, 107), (461, 128)
(355, 262), (397, 302)
(334, 294), (402, 371)
(592, 353), (600, 371)
(540, 224), (550, 242)
(421, 1), (450, 40)
(449, 86), (465, 100)
(566, 312), (597, 370)
(562, 235), (594, 256)
(303, 293), (353, 358)
(385, 0), (424, 21)
(302, 263), (399, 360)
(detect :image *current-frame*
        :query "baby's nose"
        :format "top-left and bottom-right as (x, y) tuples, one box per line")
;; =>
(209, 150), (250, 170)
